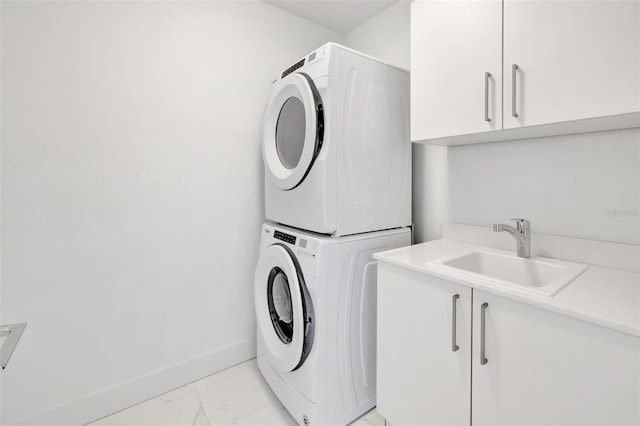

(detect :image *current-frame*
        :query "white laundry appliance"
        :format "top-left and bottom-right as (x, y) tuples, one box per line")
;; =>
(254, 223), (411, 425)
(262, 43), (411, 236)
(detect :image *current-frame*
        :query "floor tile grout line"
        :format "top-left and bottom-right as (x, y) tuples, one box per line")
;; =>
(228, 402), (283, 425)
(192, 384), (213, 426)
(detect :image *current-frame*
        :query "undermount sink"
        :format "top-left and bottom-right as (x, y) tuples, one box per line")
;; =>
(429, 249), (588, 296)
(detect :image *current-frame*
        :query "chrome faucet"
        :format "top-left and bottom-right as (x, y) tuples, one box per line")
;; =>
(493, 218), (531, 258)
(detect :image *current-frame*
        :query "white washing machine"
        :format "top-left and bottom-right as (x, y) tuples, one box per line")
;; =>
(254, 223), (411, 425)
(262, 43), (411, 237)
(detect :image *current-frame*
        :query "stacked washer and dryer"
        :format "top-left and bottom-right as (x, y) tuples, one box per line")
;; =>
(254, 43), (411, 426)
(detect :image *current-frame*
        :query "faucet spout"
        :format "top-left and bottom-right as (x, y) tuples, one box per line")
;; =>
(493, 219), (531, 258)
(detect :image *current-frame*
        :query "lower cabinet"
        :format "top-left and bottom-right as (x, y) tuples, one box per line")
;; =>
(377, 262), (640, 426)
(377, 263), (472, 425)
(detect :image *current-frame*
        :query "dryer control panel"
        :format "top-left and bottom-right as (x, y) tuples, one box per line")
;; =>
(281, 58), (305, 79)
(305, 45), (327, 68)
(276, 44), (329, 83)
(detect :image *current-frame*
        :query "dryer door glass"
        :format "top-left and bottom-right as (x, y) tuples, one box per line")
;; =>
(268, 267), (294, 344)
(276, 98), (306, 170)
(262, 73), (323, 190)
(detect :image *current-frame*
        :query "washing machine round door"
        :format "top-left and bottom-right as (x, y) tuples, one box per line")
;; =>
(255, 243), (314, 372)
(262, 73), (324, 190)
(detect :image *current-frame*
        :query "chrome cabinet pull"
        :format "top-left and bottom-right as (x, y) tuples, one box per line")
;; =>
(484, 72), (491, 122)
(511, 64), (519, 118)
(452, 294), (460, 352)
(480, 303), (488, 365)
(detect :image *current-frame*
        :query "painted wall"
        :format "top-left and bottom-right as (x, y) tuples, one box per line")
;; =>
(345, 1), (640, 246)
(0, 2), (341, 424)
(448, 129), (640, 245)
(345, 1), (410, 70)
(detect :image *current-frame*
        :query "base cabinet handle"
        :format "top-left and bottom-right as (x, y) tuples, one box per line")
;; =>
(480, 303), (488, 365)
(451, 294), (460, 352)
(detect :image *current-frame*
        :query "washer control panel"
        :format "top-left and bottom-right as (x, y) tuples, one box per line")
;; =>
(295, 237), (317, 259)
(271, 229), (317, 258)
(274, 230), (296, 245)
(296, 237), (317, 259)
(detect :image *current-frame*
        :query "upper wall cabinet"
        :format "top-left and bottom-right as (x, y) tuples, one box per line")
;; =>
(411, 0), (640, 144)
(503, 0), (640, 129)
(411, 0), (502, 141)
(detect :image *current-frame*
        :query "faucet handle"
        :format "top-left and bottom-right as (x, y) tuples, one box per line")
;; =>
(510, 218), (530, 232)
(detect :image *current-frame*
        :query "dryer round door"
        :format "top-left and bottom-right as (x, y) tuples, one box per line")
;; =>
(262, 73), (324, 190)
(254, 243), (314, 372)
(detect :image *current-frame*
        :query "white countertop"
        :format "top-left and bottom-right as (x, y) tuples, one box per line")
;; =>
(374, 239), (640, 337)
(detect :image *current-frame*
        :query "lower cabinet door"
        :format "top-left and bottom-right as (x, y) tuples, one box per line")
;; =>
(377, 263), (472, 425)
(472, 290), (640, 426)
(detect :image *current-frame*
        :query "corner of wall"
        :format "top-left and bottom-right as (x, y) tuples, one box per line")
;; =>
(343, 1), (410, 69)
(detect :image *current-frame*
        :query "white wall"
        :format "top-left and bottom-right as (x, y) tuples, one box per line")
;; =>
(0, 2), (341, 424)
(345, 1), (410, 70)
(448, 129), (640, 245)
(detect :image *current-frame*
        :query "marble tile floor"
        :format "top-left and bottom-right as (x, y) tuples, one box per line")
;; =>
(88, 359), (385, 426)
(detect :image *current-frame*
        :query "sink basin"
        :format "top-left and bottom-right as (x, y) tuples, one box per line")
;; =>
(429, 249), (588, 296)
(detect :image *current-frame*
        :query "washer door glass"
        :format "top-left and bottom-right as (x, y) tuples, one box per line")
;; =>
(262, 73), (323, 190)
(268, 267), (294, 343)
(276, 98), (306, 170)
(254, 243), (314, 372)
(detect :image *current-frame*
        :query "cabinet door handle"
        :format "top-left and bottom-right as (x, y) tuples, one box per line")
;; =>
(451, 294), (460, 352)
(511, 64), (519, 118)
(484, 72), (491, 122)
(1, 322), (27, 370)
(480, 302), (488, 365)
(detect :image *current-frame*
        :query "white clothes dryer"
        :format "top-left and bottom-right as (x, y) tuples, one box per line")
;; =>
(262, 43), (411, 237)
(254, 223), (411, 426)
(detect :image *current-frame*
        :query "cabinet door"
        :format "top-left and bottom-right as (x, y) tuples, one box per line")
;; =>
(377, 263), (472, 425)
(503, 0), (640, 128)
(411, 0), (502, 141)
(472, 290), (640, 425)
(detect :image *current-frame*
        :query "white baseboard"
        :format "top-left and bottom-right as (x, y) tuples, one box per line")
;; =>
(10, 339), (256, 426)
